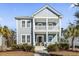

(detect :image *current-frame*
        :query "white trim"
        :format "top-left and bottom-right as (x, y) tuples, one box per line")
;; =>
(16, 20), (19, 44)
(59, 18), (61, 42)
(46, 18), (48, 46)
(34, 17), (59, 19)
(33, 18), (35, 46)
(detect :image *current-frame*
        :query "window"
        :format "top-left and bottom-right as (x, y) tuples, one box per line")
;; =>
(27, 35), (30, 42)
(38, 23), (42, 26)
(48, 34), (56, 42)
(22, 35), (26, 43)
(53, 22), (56, 26)
(48, 35), (53, 42)
(35, 22), (46, 26)
(22, 21), (25, 27)
(27, 21), (30, 27)
(48, 23), (53, 26)
(48, 22), (56, 26)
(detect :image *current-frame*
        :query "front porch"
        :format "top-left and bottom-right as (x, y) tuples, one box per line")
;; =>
(33, 32), (59, 47)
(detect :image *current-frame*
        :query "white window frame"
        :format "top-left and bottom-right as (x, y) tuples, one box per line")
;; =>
(21, 20), (26, 28)
(21, 34), (27, 43)
(27, 35), (31, 43)
(27, 20), (31, 28)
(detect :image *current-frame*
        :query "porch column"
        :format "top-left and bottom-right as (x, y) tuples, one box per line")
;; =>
(46, 18), (48, 46)
(33, 18), (35, 46)
(33, 33), (35, 46)
(59, 18), (61, 42)
(56, 34), (58, 43)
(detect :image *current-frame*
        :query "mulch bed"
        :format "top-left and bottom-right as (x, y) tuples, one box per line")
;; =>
(0, 51), (34, 56)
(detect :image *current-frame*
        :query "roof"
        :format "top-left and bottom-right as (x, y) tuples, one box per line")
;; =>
(32, 5), (62, 18)
(15, 16), (33, 20)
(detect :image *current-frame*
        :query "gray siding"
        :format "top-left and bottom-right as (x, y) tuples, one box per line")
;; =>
(16, 19), (32, 44)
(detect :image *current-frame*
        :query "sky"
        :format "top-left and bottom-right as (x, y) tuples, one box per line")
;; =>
(0, 3), (77, 30)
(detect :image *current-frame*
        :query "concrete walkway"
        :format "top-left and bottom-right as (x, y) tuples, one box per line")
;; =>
(34, 46), (49, 56)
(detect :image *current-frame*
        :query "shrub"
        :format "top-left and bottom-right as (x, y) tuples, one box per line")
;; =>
(59, 43), (69, 50)
(47, 43), (69, 52)
(75, 46), (79, 48)
(17, 44), (23, 50)
(22, 44), (34, 52)
(11, 43), (34, 52)
(11, 44), (18, 50)
(47, 43), (59, 52)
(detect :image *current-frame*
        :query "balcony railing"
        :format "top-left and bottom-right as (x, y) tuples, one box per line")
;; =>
(48, 26), (59, 30)
(35, 26), (46, 30)
(35, 25), (59, 31)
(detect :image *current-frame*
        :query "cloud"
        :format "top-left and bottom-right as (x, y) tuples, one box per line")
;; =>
(70, 4), (75, 8)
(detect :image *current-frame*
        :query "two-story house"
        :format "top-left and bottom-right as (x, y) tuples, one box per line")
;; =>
(15, 5), (62, 47)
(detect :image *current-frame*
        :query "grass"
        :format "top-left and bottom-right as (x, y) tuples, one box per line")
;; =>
(0, 51), (34, 56)
(49, 50), (79, 56)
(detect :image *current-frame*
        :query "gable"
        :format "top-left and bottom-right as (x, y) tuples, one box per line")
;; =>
(32, 5), (62, 18)
(34, 8), (58, 18)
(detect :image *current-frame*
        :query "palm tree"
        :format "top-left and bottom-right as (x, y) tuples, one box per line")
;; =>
(75, 11), (79, 19)
(74, 3), (79, 7)
(64, 23), (78, 50)
(2, 26), (12, 47)
(10, 29), (16, 45)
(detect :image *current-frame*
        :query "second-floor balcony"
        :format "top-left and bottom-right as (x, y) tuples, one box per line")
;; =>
(35, 25), (60, 31)
(34, 21), (60, 31)
(35, 26), (46, 30)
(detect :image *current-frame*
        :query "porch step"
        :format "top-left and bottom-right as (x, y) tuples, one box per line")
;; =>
(35, 46), (46, 52)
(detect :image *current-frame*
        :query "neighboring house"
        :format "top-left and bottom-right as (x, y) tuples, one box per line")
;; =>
(0, 33), (6, 51)
(15, 5), (62, 47)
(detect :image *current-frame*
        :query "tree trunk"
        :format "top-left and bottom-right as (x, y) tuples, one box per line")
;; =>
(72, 37), (74, 50)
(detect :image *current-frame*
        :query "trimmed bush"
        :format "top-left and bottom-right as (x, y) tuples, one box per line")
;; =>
(75, 46), (79, 48)
(47, 43), (69, 52)
(47, 43), (59, 52)
(59, 43), (69, 50)
(22, 44), (34, 52)
(11, 43), (34, 52)
(17, 44), (23, 50)
(11, 44), (18, 50)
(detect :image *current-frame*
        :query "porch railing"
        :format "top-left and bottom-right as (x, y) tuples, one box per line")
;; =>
(35, 25), (59, 30)
(35, 26), (46, 30)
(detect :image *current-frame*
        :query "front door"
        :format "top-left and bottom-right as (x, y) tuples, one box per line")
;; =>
(36, 35), (44, 46)
(38, 37), (42, 43)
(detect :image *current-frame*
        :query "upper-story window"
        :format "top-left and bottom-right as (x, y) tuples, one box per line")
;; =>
(27, 21), (31, 27)
(22, 21), (25, 27)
